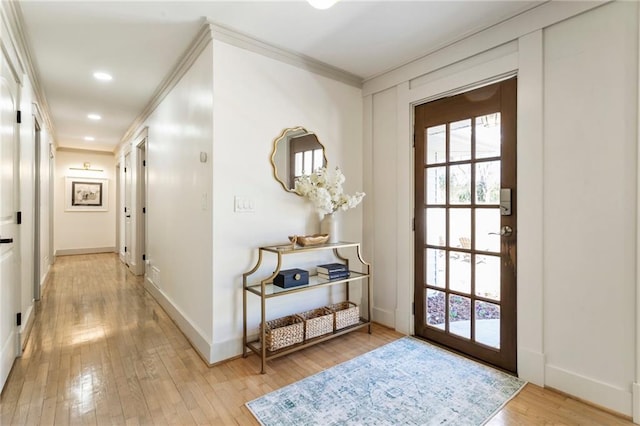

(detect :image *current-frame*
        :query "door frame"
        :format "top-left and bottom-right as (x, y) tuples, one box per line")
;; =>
(362, 36), (545, 385)
(134, 131), (147, 276)
(123, 151), (132, 267)
(413, 77), (517, 372)
(115, 161), (122, 262)
(33, 114), (41, 301)
(48, 143), (54, 267)
(400, 72), (520, 336)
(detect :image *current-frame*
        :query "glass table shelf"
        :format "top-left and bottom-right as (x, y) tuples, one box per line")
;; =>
(246, 271), (368, 298)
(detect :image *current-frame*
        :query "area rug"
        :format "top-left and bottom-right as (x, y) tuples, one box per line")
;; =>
(246, 337), (526, 425)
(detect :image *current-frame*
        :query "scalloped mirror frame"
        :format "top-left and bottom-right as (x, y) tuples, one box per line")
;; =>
(270, 126), (327, 194)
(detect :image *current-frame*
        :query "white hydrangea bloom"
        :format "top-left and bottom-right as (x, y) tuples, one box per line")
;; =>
(295, 166), (365, 215)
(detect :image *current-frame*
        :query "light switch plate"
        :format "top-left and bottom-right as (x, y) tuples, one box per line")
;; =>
(234, 196), (255, 213)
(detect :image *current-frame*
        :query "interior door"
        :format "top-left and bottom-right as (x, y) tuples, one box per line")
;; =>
(414, 78), (517, 373)
(116, 163), (121, 261)
(0, 51), (20, 391)
(34, 120), (41, 301)
(124, 153), (132, 266)
(136, 141), (146, 276)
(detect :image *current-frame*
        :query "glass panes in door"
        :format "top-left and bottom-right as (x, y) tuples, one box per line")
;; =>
(423, 113), (502, 350)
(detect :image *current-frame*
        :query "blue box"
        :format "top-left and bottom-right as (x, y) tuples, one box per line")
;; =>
(274, 268), (309, 288)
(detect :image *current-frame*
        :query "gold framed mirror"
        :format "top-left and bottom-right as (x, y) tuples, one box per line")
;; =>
(270, 127), (327, 193)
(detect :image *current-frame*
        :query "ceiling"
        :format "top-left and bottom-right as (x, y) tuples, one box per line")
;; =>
(18, 0), (544, 152)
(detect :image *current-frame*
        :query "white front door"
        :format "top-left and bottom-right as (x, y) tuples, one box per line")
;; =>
(124, 153), (132, 266)
(0, 50), (20, 391)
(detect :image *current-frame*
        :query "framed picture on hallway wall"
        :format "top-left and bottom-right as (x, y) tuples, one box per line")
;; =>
(65, 177), (109, 211)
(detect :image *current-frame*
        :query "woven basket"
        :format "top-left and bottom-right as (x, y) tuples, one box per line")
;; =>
(328, 301), (360, 330)
(298, 307), (333, 340)
(263, 315), (304, 351)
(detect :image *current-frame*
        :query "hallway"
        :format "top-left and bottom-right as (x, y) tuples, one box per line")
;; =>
(0, 254), (634, 425)
(0, 254), (403, 424)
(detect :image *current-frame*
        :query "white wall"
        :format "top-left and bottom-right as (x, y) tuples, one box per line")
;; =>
(119, 31), (363, 364)
(38, 129), (53, 289)
(210, 39), (363, 362)
(363, 0), (638, 418)
(129, 40), (215, 360)
(369, 87), (398, 327)
(54, 149), (116, 254)
(543, 3), (637, 413)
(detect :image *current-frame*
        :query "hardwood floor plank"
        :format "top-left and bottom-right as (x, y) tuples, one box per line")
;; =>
(0, 253), (634, 425)
(38, 396), (56, 425)
(53, 400), (70, 425)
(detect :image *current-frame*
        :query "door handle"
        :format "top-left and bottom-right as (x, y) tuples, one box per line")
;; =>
(0, 237), (14, 244)
(489, 226), (513, 237)
(126, 215), (131, 218)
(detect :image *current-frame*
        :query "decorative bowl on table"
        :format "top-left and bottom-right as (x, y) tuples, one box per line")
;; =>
(289, 234), (330, 247)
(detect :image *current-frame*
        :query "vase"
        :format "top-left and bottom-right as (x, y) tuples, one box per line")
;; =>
(320, 212), (339, 243)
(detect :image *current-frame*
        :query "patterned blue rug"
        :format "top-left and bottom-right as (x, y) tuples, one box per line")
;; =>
(246, 337), (525, 425)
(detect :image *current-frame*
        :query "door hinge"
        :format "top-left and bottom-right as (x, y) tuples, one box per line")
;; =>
(412, 217), (415, 231)
(16, 211), (22, 225)
(16, 312), (21, 326)
(142, 254), (146, 261)
(17, 110), (21, 124)
(412, 302), (415, 315)
(143, 207), (146, 214)
(143, 160), (146, 167)
(413, 133), (416, 148)
(124, 167), (127, 173)
(124, 246), (127, 253)
(124, 207), (127, 213)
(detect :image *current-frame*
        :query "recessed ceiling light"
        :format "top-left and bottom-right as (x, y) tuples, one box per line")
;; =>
(93, 71), (112, 81)
(87, 113), (101, 120)
(84, 136), (95, 141)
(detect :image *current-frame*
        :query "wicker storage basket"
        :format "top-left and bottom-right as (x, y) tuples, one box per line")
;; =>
(328, 301), (360, 330)
(298, 307), (334, 340)
(263, 315), (304, 351)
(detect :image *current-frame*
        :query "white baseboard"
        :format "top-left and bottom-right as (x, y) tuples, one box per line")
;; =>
(545, 364), (632, 416)
(633, 383), (640, 424)
(40, 263), (50, 291)
(211, 336), (245, 364)
(372, 306), (395, 328)
(18, 305), (35, 351)
(129, 260), (144, 276)
(394, 308), (412, 335)
(144, 277), (213, 364)
(0, 330), (17, 392)
(56, 247), (116, 256)
(517, 347), (545, 386)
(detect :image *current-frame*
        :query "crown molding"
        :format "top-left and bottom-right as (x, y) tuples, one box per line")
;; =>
(4, 1), (58, 147)
(0, 7), (24, 83)
(117, 18), (364, 154)
(116, 19), (213, 154)
(208, 21), (363, 89)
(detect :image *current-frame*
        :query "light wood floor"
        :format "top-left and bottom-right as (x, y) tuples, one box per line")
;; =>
(0, 253), (634, 425)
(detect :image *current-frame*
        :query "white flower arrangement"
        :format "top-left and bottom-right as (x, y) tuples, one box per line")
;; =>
(294, 166), (365, 215)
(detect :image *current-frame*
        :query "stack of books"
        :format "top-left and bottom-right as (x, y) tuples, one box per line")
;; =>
(317, 263), (350, 280)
